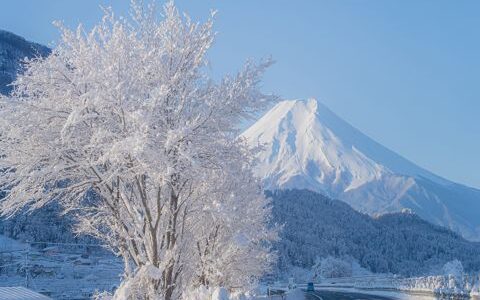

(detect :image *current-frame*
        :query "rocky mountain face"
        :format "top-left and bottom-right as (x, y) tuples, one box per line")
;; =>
(242, 98), (480, 241)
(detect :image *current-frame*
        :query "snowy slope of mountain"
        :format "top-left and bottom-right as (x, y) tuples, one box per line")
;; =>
(0, 30), (50, 95)
(242, 98), (480, 240)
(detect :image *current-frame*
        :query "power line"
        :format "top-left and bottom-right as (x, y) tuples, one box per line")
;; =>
(0, 262), (21, 268)
(26, 241), (107, 247)
(0, 248), (27, 254)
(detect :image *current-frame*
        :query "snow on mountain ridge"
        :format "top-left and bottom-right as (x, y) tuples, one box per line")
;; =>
(242, 98), (480, 240)
(247, 99), (402, 193)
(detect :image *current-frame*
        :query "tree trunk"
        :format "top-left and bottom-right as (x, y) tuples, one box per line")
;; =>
(164, 188), (179, 300)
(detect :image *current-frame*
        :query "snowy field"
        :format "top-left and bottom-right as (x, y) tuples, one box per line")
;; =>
(0, 235), (122, 299)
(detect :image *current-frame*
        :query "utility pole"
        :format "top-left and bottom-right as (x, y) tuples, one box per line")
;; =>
(24, 248), (29, 288)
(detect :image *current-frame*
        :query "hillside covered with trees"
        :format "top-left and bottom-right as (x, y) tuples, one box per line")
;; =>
(269, 189), (480, 277)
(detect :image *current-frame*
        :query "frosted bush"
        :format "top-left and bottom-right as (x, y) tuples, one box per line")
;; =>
(286, 288), (305, 300)
(313, 256), (352, 278)
(442, 259), (464, 278)
(183, 287), (254, 300)
(211, 288), (230, 300)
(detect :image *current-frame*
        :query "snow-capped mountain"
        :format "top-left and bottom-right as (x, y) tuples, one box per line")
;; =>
(0, 29), (50, 95)
(242, 98), (480, 241)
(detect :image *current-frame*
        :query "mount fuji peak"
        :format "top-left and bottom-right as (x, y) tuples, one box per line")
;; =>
(242, 98), (480, 241)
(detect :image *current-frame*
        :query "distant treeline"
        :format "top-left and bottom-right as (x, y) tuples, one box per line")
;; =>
(268, 189), (480, 276)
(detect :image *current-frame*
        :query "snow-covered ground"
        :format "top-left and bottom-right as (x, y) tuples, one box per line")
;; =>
(314, 274), (480, 298)
(313, 286), (438, 300)
(0, 236), (302, 300)
(184, 286), (304, 300)
(0, 235), (122, 299)
(0, 234), (29, 252)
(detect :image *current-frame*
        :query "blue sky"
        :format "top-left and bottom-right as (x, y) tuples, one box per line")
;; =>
(1, 1), (479, 188)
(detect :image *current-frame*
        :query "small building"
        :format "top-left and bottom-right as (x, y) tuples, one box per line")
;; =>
(0, 287), (51, 300)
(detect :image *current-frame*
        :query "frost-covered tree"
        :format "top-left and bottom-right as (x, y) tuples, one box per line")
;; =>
(312, 256), (352, 279)
(0, 2), (276, 299)
(443, 260), (464, 278)
(191, 168), (275, 290)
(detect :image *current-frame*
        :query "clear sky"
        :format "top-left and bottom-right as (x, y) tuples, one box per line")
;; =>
(1, 0), (479, 188)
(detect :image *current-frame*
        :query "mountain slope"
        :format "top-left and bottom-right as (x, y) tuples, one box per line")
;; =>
(0, 30), (50, 95)
(242, 98), (480, 240)
(270, 189), (480, 276)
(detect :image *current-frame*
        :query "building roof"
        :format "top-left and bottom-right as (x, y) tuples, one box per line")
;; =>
(0, 287), (51, 300)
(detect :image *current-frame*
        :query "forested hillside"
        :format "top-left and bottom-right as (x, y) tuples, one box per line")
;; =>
(269, 189), (480, 276)
(0, 202), (96, 244)
(0, 29), (50, 95)
(4, 188), (480, 278)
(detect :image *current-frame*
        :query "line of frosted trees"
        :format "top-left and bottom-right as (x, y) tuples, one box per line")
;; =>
(0, 1), (277, 299)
